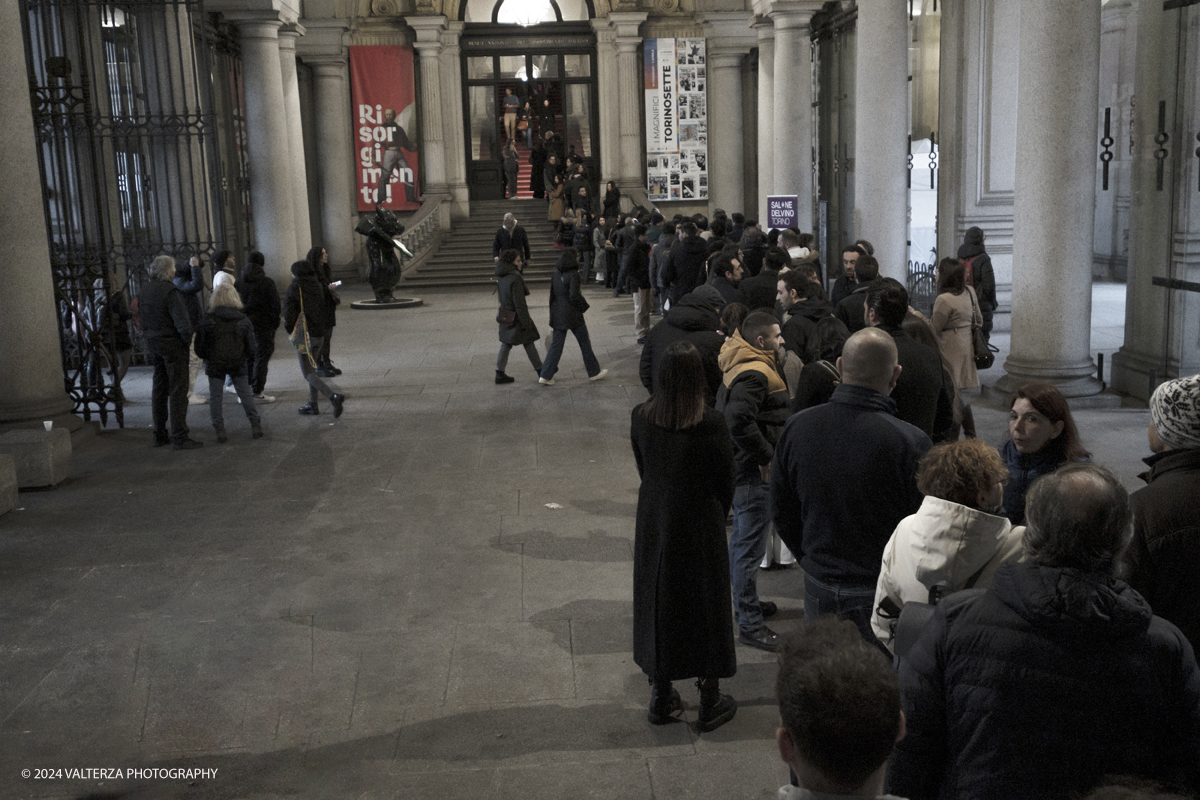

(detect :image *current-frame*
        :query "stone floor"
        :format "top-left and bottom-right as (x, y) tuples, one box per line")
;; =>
(0, 280), (1151, 800)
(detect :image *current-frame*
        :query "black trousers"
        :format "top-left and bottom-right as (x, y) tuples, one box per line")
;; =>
(147, 337), (190, 443)
(245, 327), (276, 394)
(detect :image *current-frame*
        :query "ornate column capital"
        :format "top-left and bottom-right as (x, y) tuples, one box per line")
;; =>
(608, 11), (648, 43)
(699, 11), (756, 52)
(767, 0), (822, 28)
(590, 17), (616, 45)
(753, 16), (775, 43)
(296, 18), (350, 60)
(225, 13), (284, 40)
(405, 14), (448, 47)
(278, 21), (306, 41)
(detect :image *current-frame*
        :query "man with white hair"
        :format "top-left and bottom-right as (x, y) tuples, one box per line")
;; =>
(1122, 374), (1200, 650)
(492, 212), (530, 265)
(137, 255), (202, 450)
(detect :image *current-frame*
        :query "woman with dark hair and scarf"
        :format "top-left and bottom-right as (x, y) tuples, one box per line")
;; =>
(284, 260), (345, 418)
(306, 246), (341, 377)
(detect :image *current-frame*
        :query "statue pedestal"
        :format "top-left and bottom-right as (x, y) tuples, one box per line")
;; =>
(350, 298), (424, 310)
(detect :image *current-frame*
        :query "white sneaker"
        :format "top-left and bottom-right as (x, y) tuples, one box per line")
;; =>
(188, 393), (208, 405)
(538, 377), (555, 386)
(589, 369), (608, 382)
(224, 383), (237, 394)
(253, 393), (276, 403)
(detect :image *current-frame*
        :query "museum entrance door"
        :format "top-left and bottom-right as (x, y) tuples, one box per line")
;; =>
(461, 23), (598, 201)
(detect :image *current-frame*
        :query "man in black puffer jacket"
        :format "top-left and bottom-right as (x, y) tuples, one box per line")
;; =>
(235, 251), (280, 401)
(639, 285), (725, 405)
(890, 463), (1200, 800)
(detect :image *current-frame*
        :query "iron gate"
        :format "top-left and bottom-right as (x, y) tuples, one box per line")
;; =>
(19, 0), (251, 426)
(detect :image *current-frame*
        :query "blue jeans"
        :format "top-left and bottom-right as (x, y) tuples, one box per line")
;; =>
(540, 323), (601, 380)
(729, 478), (771, 633)
(804, 573), (882, 647)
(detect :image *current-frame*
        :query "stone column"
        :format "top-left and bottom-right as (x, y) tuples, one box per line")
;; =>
(853, 0), (909, 278)
(755, 20), (775, 221)
(278, 24), (312, 257)
(407, 16), (449, 196)
(442, 21), (469, 218)
(0, 0), (75, 428)
(996, 0), (1104, 398)
(592, 20), (621, 191)
(772, 2), (820, 232)
(707, 49), (746, 215)
(232, 15), (298, 285)
(610, 11), (648, 208)
(1111, 0), (1200, 397)
(306, 57), (357, 271)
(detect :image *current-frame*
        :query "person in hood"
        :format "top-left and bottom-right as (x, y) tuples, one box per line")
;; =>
(661, 222), (709, 305)
(716, 311), (792, 653)
(640, 284), (726, 405)
(738, 222), (768, 278)
(284, 260), (345, 417)
(870, 439), (1022, 650)
(494, 249), (543, 384)
(193, 282), (261, 442)
(956, 226), (997, 338)
(777, 269), (835, 358)
(889, 463), (1200, 799)
(234, 251), (280, 403)
(538, 248), (607, 385)
(1121, 374), (1200, 651)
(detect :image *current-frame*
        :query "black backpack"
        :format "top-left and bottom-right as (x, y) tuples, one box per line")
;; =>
(210, 315), (245, 371)
(876, 561), (989, 664)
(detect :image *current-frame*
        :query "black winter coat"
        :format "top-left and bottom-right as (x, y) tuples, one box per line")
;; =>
(639, 294), (725, 404)
(624, 240), (652, 289)
(572, 221), (594, 253)
(781, 298), (834, 358)
(1122, 448), (1200, 651)
(890, 562), (1200, 799)
(957, 228), (998, 314)
(661, 236), (711, 305)
(881, 324), (957, 443)
(706, 274), (743, 307)
(547, 264), (588, 330)
(771, 384), (931, 586)
(830, 274), (859, 307)
(172, 261), (206, 330)
(235, 263), (281, 336)
(495, 260), (540, 346)
(283, 264), (329, 338)
(738, 267), (779, 313)
(194, 306), (257, 377)
(631, 406), (737, 682)
(602, 188), (621, 219)
(138, 277), (192, 347)
(493, 225), (531, 262)
(834, 284), (870, 333)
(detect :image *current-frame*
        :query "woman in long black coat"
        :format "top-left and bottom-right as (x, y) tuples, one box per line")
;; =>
(602, 181), (621, 220)
(494, 250), (542, 383)
(631, 341), (738, 733)
(538, 248), (605, 384)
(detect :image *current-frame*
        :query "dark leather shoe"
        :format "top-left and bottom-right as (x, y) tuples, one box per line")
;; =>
(759, 600), (778, 618)
(298, 404), (320, 416)
(738, 625), (781, 652)
(153, 431), (170, 447)
(172, 438), (203, 451)
(697, 693), (737, 733)
(330, 394), (345, 418)
(647, 686), (683, 725)
(495, 371), (515, 384)
(315, 368), (335, 378)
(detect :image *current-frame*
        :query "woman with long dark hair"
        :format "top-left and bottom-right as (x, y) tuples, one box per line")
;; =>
(306, 246), (342, 377)
(602, 181), (621, 220)
(538, 248), (607, 385)
(931, 257), (983, 437)
(1001, 382), (1090, 525)
(631, 341), (738, 732)
(284, 260), (345, 418)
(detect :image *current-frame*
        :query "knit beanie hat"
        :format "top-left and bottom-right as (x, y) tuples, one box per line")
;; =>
(1149, 374), (1200, 449)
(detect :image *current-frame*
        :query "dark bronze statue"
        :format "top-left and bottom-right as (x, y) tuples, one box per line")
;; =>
(357, 206), (409, 303)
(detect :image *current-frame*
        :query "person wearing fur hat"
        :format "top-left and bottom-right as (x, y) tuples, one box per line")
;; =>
(1122, 374), (1200, 650)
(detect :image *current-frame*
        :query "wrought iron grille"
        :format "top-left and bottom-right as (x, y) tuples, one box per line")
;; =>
(19, 0), (249, 426)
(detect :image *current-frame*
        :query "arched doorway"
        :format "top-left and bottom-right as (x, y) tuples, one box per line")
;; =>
(458, 0), (599, 201)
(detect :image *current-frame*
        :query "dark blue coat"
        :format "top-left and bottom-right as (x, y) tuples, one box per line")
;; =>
(1000, 439), (1069, 526)
(890, 561), (1200, 799)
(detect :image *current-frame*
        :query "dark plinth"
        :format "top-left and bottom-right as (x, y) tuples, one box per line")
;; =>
(350, 297), (424, 310)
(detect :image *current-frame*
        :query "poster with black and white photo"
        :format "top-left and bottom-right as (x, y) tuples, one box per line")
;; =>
(643, 38), (708, 202)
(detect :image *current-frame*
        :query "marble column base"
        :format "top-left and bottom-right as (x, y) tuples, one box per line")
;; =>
(994, 356), (1105, 399)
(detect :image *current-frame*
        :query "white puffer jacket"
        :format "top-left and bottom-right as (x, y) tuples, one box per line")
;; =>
(871, 495), (1024, 650)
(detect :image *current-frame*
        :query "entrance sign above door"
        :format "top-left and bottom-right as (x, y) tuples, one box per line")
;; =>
(767, 195), (798, 230)
(350, 46), (421, 212)
(644, 38), (708, 202)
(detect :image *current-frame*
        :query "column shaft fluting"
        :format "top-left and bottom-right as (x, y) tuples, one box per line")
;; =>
(772, 15), (814, 231)
(278, 28), (312, 257)
(756, 24), (774, 221)
(415, 44), (448, 191)
(311, 60), (356, 270)
(616, 40), (642, 198)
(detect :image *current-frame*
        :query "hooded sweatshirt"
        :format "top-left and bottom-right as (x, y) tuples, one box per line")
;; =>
(235, 260), (281, 334)
(871, 495), (1024, 649)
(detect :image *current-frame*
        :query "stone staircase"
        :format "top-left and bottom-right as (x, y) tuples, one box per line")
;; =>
(401, 199), (563, 289)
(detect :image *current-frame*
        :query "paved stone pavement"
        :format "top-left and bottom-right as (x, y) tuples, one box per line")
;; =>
(0, 281), (1150, 799)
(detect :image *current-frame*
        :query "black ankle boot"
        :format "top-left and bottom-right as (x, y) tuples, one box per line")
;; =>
(496, 370), (515, 384)
(647, 680), (682, 725)
(214, 422), (227, 443)
(696, 678), (736, 732)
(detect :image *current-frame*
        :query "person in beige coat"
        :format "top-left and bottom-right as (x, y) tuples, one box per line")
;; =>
(548, 176), (566, 223)
(871, 438), (1024, 651)
(931, 257), (984, 437)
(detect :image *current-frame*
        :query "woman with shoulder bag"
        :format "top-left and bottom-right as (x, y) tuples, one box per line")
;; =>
(284, 260), (345, 417)
(930, 258), (984, 437)
(538, 248), (607, 386)
(494, 249), (543, 384)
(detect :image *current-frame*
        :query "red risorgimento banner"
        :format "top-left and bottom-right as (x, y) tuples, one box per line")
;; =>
(349, 45), (420, 211)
